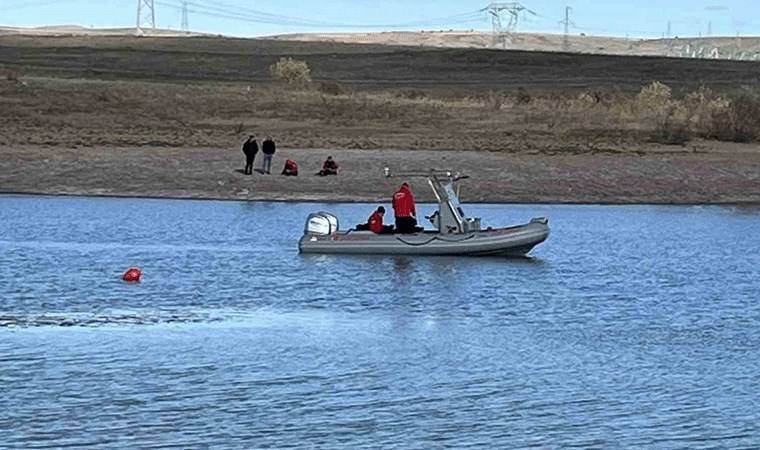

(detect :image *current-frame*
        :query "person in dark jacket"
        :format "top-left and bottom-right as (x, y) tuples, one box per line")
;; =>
(317, 155), (339, 176)
(392, 182), (418, 233)
(242, 135), (258, 175)
(261, 136), (276, 174)
(281, 159), (298, 176)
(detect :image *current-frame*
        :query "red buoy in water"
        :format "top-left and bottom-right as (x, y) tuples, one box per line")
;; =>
(122, 268), (142, 283)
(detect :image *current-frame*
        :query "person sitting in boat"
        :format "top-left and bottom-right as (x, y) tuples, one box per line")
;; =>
(368, 206), (386, 234)
(393, 182), (419, 233)
(281, 159), (298, 176)
(356, 206), (393, 233)
(317, 156), (339, 176)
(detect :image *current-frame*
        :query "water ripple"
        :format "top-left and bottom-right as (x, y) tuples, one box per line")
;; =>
(1, 197), (759, 448)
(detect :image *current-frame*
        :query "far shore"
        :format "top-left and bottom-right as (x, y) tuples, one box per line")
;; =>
(3, 191), (760, 207)
(1, 146), (759, 205)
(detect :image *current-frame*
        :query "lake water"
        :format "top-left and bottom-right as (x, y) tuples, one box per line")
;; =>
(1, 195), (759, 449)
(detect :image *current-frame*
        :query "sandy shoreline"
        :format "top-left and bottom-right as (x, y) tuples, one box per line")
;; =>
(2, 146), (759, 205)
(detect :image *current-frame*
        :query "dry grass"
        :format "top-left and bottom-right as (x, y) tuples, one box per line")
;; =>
(1, 76), (759, 151)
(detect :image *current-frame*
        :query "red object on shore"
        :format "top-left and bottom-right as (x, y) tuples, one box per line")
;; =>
(122, 268), (142, 282)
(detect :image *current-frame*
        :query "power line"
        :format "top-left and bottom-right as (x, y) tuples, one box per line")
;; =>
(205, 0), (483, 27)
(0, 0), (65, 12)
(157, 0), (482, 29)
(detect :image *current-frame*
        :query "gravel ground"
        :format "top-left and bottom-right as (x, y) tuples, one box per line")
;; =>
(2, 145), (759, 204)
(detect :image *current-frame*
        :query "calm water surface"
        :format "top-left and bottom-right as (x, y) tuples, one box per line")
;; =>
(1, 195), (759, 448)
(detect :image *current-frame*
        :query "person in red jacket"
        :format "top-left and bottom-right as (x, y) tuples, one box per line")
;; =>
(281, 159), (298, 176)
(367, 206), (386, 234)
(317, 155), (339, 176)
(392, 182), (418, 233)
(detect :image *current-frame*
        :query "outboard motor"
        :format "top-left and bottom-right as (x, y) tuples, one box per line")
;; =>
(304, 212), (339, 235)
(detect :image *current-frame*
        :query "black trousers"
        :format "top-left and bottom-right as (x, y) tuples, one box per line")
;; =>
(245, 154), (256, 174)
(395, 216), (418, 233)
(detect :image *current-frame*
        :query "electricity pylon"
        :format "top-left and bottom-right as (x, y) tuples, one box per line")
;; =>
(136, 0), (156, 35)
(483, 1), (537, 49)
(181, 1), (189, 32)
(559, 6), (574, 51)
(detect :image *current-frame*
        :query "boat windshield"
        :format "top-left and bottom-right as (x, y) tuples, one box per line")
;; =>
(443, 183), (460, 207)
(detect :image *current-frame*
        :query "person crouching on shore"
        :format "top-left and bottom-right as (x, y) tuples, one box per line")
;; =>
(282, 159), (298, 176)
(317, 156), (339, 176)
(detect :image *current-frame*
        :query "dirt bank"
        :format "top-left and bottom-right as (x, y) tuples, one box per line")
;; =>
(2, 146), (758, 204)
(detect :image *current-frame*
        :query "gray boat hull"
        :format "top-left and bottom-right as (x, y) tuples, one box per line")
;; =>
(299, 219), (549, 257)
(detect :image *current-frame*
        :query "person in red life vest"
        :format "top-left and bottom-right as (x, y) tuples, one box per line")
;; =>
(367, 206), (386, 234)
(317, 155), (339, 176)
(392, 182), (418, 233)
(281, 159), (298, 176)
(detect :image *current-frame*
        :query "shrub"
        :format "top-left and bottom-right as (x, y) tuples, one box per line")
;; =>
(318, 81), (342, 96)
(4, 69), (23, 84)
(633, 81), (693, 144)
(730, 94), (760, 141)
(515, 87), (531, 105)
(706, 93), (760, 142)
(652, 122), (691, 145)
(637, 81), (671, 102)
(683, 86), (730, 131)
(394, 89), (428, 100)
(634, 81), (673, 118)
(269, 57), (312, 88)
(483, 90), (506, 110)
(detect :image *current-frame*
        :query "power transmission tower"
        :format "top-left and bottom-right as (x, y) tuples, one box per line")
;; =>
(482, 1), (537, 49)
(707, 21), (712, 37)
(559, 6), (574, 51)
(181, 1), (189, 32)
(666, 20), (671, 38)
(136, 0), (156, 35)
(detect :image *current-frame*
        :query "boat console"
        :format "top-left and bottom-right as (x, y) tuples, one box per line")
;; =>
(388, 168), (482, 234)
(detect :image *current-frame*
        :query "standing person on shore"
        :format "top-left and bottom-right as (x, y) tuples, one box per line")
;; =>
(261, 136), (276, 175)
(392, 182), (418, 233)
(242, 135), (258, 175)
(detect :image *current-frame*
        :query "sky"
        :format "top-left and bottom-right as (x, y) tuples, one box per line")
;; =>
(1, 0), (758, 38)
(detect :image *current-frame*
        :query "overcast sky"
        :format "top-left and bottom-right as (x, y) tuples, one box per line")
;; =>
(0, 0), (756, 38)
